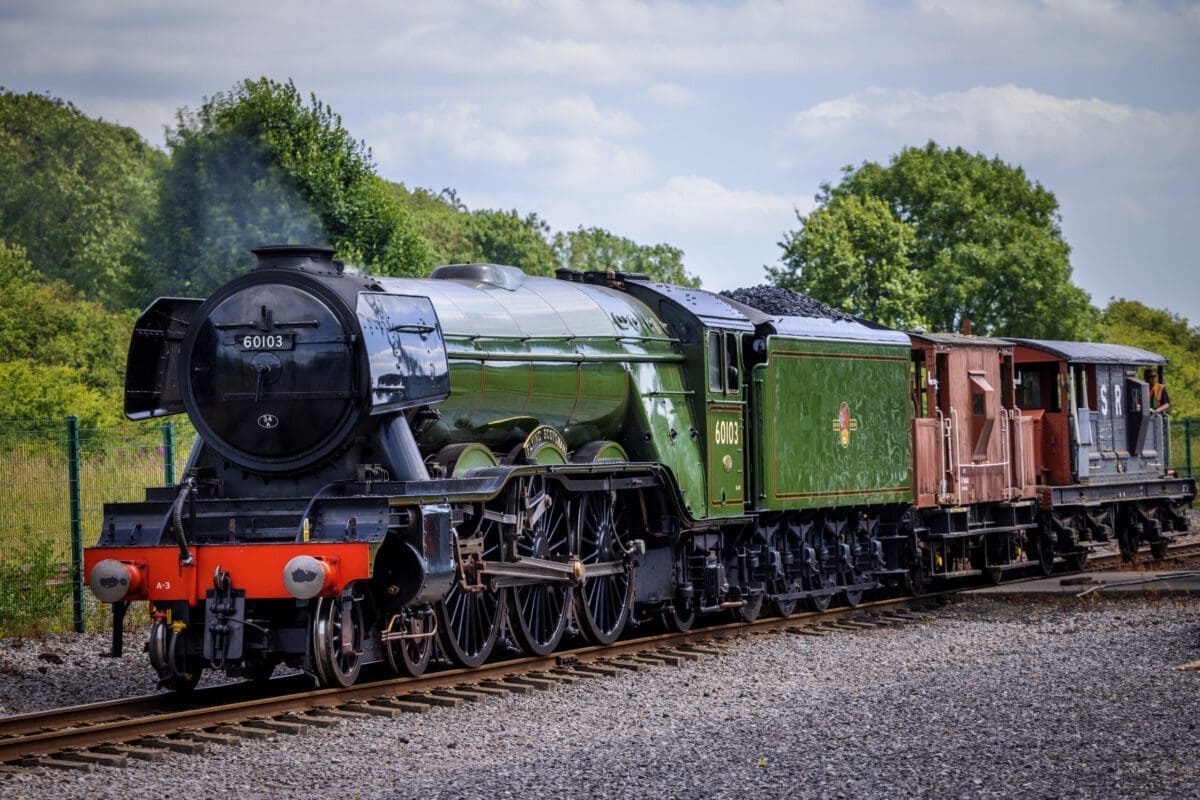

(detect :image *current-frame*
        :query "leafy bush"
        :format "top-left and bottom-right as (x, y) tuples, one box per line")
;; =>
(0, 240), (129, 424)
(0, 533), (73, 636)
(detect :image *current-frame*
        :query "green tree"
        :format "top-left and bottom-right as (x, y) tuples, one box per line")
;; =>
(393, 186), (479, 267)
(553, 226), (699, 287)
(470, 209), (558, 276)
(144, 78), (429, 299)
(1100, 299), (1198, 419)
(0, 240), (129, 424)
(773, 142), (1095, 337)
(393, 186), (559, 275)
(773, 194), (921, 327)
(395, 186), (696, 282)
(0, 90), (163, 308)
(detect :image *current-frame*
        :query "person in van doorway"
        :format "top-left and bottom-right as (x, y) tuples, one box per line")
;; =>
(1146, 369), (1171, 415)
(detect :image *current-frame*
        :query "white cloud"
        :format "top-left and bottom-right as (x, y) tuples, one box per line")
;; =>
(364, 96), (652, 191)
(643, 82), (700, 108)
(781, 85), (1200, 171)
(368, 103), (530, 168)
(629, 176), (806, 236)
(534, 93), (641, 137)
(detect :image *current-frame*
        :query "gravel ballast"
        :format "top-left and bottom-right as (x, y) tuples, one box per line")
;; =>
(3, 596), (1199, 799)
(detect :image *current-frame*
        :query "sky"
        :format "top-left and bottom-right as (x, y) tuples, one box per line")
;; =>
(2, 0), (1199, 324)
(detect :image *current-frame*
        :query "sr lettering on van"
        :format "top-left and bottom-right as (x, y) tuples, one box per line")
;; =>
(1098, 384), (1124, 416)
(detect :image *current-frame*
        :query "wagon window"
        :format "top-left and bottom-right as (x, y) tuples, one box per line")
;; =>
(1019, 371), (1040, 409)
(969, 372), (992, 417)
(1018, 367), (1061, 412)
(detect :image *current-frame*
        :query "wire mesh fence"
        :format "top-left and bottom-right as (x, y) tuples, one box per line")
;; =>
(1169, 417), (1197, 479)
(0, 415), (1195, 637)
(0, 417), (196, 636)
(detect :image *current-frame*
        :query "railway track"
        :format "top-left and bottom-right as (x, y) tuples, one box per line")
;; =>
(6, 540), (1197, 772)
(0, 595), (941, 769)
(1087, 539), (1200, 571)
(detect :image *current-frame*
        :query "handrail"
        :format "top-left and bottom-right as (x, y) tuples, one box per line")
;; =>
(999, 405), (1013, 498)
(935, 408), (948, 497)
(949, 407), (963, 505)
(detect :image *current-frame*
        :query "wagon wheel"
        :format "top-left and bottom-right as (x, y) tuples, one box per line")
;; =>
(772, 594), (798, 618)
(806, 527), (835, 612)
(808, 590), (832, 612)
(1064, 550), (1089, 572)
(1118, 526), (1140, 563)
(310, 590), (364, 688)
(770, 525), (801, 617)
(383, 606), (435, 677)
(1150, 540), (1170, 560)
(661, 545), (696, 632)
(1034, 527), (1056, 577)
(906, 564), (928, 597)
(506, 477), (572, 656)
(843, 586), (864, 607)
(437, 502), (508, 668)
(662, 597), (696, 632)
(732, 590), (764, 622)
(572, 491), (633, 645)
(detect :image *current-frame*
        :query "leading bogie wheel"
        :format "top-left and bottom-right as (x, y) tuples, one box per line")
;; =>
(572, 491), (634, 645)
(310, 592), (365, 688)
(149, 618), (201, 692)
(384, 607), (435, 677)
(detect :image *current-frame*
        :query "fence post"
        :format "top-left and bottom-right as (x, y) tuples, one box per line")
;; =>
(1186, 418), (1193, 479)
(66, 416), (84, 634)
(162, 420), (176, 487)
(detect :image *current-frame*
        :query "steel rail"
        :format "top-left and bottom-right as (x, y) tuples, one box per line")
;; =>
(1087, 540), (1200, 571)
(0, 594), (936, 765)
(17, 540), (1190, 768)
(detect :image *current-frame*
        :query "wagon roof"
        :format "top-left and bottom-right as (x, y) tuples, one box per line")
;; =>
(908, 331), (1012, 348)
(1004, 338), (1167, 366)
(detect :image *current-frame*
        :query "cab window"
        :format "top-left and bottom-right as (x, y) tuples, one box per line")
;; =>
(707, 332), (741, 395)
(707, 331), (722, 392)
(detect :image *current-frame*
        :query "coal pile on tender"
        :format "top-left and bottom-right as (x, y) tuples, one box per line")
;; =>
(722, 285), (858, 322)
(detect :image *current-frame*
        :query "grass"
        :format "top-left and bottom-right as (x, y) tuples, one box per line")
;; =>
(0, 419), (195, 636)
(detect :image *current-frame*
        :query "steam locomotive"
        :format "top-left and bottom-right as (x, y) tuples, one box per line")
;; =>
(84, 246), (1195, 689)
